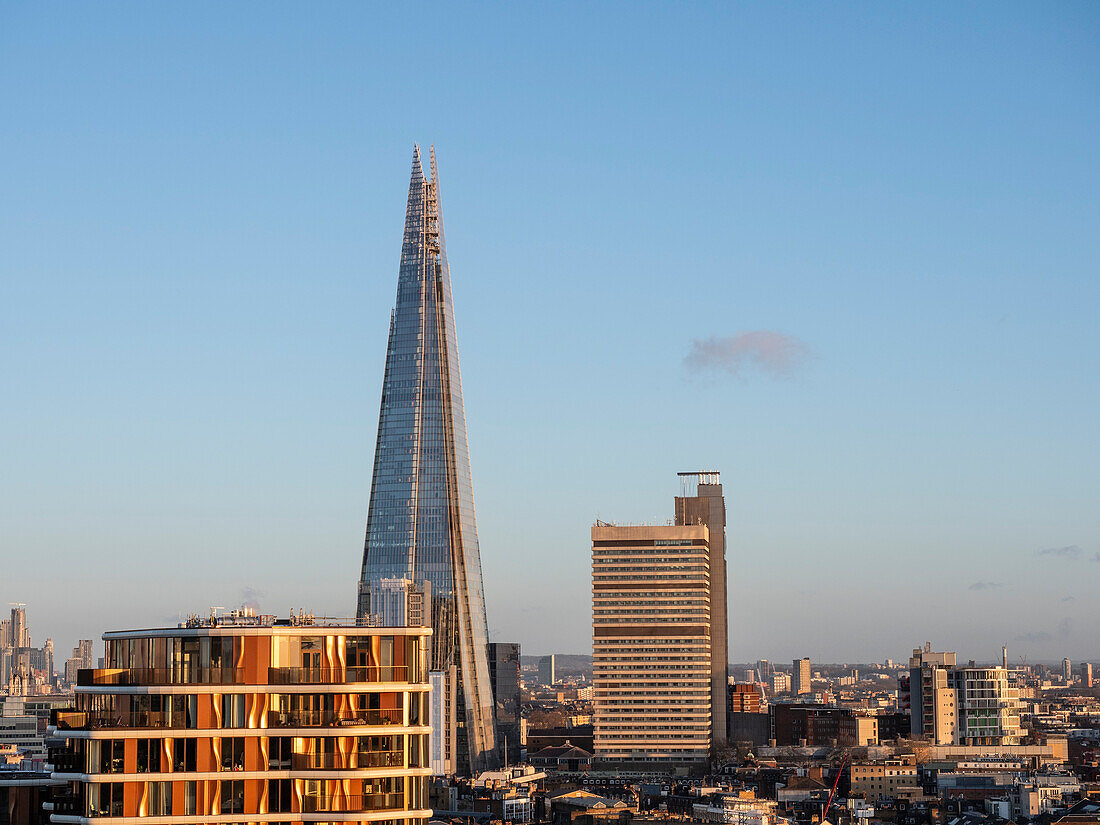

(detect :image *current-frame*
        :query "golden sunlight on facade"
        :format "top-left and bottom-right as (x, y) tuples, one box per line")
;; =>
(48, 611), (432, 824)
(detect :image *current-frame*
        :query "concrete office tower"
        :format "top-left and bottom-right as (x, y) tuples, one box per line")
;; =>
(1082, 662), (1094, 689)
(793, 658), (812, 695)
(50, 614), (432, 823)
(592, 474), (727, 766)
(538, 655), (556, 686)
(1062, 658), (1072, 681)
(674, 472), (728, 746)
(908, 645), (958, 743)
(356, 147), (497, 775)
(488, 643), (521, 766)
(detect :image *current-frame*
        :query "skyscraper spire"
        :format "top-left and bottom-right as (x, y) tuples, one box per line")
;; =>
(358, 147), (498, 775)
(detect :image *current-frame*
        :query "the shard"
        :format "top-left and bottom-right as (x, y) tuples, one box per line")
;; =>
(357, 146), (498, 775)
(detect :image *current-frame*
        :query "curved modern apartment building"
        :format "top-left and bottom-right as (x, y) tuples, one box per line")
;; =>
(48, 613), (432, 825)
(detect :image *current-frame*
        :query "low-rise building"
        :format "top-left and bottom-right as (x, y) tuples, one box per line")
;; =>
(730, 684), (764, 714)
(530, 743), (593, 772)
(850, 755), (919, 802)
(839, 714), (879, 746)
(692, 790), (787, 825)
(550, 789), (633, 825)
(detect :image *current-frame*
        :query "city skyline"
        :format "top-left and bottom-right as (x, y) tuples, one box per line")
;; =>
(2, 4), (1098, 664)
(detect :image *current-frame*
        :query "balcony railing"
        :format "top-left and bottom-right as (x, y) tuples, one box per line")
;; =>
(300, 793), (406, 813)
(59, 711), (188, 730)
(55, 707), (405, 733)
(50, 750), (83, 772)
(54, 711), (89, 730)
(76, 664), (419, 687)
(268, 666), (412, 685)
(291, 751), (404, 770)
(78, 668), (246, 686)
(268, 709), (403, 728)
(51, 795), (83, 815)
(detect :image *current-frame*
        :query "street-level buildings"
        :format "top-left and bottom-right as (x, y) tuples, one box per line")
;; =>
(850, 755), (919, 802)
(48, 614), (433, 825)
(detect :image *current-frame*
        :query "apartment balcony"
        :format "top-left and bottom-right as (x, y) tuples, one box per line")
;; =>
(267, 709), (405, 728)
(55, 707), (407, 731)
(300, 792), (407, 813)
(75, 665), (418, 687)
(50, 748), (82, 772)
(269, 666), (415, 685)
(51, 793), (84, 816)
(291, 751), (405, 770)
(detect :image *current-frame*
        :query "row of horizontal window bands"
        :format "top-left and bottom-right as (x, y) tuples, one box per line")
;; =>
(592, 540), (709, 547)
(55, 709), (407, 731)
(593, 625), (709, 637)
(58, 778), (419, 817)
(57, 735), (420, 774)
(76, 666), (417, 687)
(592, 582), (707, 590)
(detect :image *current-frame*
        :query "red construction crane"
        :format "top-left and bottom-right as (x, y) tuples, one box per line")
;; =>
(822, 753), (850, 824)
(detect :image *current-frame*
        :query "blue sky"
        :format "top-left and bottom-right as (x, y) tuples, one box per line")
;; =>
(2, 2), (1098, 664)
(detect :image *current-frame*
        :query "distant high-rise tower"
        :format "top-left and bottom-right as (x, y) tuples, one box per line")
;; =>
(76, 639), (94, 670)
(1062, 658), (1072, 682)
(356, 147), (497, 775)
(1082, 662), (1094, 689)
(10, 606), (29, 648)
(793, 657), (812, 695)
(538, 654), (556, 686)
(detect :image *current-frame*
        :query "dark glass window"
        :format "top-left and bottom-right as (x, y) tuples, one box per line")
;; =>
(220, 779), (244, 814)
(220, 737), (245, 771)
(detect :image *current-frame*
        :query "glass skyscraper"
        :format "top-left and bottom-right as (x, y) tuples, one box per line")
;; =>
(357, 146), (498, 775)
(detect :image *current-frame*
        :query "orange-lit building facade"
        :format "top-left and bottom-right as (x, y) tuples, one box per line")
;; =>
(48, 614), (432, 825)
